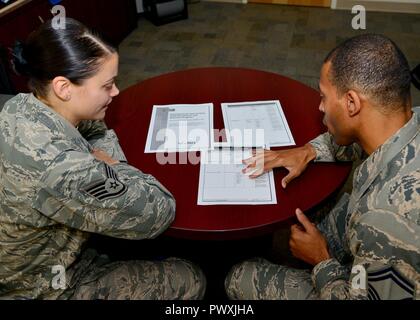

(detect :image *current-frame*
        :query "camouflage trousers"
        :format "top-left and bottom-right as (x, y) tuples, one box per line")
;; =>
(224, 193), (352, 300)
(63, 250), (206, 300)
(225, 258), (318, 300)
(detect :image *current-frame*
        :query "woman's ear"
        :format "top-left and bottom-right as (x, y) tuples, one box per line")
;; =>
(51, 76), (72, 101)
(346, 90), (362, 117)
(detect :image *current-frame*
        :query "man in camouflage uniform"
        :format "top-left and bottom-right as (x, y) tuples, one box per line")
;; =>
(0, 93), (206, 299)
(225, 34), (419, 300)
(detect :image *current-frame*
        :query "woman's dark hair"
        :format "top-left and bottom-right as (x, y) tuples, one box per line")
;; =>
(412, 64), (420, 90)
(11, 18), (116, 98)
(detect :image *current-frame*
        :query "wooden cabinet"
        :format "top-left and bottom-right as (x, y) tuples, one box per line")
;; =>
(0, 0), (138, 93)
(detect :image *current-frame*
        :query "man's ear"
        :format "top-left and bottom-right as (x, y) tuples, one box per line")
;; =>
(345, 90), (362, 117)
(51, 76), (72, 101)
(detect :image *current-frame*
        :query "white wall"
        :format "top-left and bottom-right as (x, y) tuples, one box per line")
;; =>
(332, 0), (420, 7)
(332, 0), (420, 12)
(136, 0), (144, 13)
(360, 0), (420, 3)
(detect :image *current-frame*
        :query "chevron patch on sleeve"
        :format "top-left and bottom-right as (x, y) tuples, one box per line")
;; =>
(367, 266), (415, 300)
(83, 164), (128, 201)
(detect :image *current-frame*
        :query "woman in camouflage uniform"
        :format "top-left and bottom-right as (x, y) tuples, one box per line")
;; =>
(0, 18), (205, 300)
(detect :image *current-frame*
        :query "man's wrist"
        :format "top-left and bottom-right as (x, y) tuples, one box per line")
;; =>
(316, 248), (331, 265)
(303, 143), (317, 162)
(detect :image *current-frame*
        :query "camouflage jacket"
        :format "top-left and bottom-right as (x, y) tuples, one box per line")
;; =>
(308, 107), (420, 300)
(0, 93), (175, 299)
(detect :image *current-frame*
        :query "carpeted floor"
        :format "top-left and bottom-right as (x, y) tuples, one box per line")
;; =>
(116, 2), (420, 105)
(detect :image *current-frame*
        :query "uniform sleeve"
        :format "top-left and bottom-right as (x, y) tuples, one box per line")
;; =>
(309, 132), (363, 162)
(77, 120), (127, 162)
(32, 150), (175, 240)
(312, 210), (419, 300)
(316, 193), (353, 265)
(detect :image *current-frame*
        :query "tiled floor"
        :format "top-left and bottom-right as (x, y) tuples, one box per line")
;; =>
(117, 2), (420, 105)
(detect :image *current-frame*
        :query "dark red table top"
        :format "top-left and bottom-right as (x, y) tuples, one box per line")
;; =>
(105, 67), (352, 240)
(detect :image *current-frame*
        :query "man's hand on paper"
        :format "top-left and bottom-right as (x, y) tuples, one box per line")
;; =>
(289, 209), (331, 266)
(91, 148), (119, 166)
(241, 144), (317, 188)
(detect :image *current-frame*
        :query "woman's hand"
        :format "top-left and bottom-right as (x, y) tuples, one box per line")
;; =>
(242, 144), (317, 188)
(91, 148), (119, 166)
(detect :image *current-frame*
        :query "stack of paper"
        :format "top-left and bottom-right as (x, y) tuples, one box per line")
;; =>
(198, 147), (277, 205)
(144, 100), (295, 205)
(145, 103), (214, 153)
(221, 100), (295, 147)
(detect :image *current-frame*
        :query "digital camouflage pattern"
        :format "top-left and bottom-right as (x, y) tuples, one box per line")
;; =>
(226, 107), (420, 300)
(0, 93), (205, 299)
(65, 249), (206, 300)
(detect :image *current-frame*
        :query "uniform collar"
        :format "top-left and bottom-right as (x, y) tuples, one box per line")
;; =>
(352, 109), (419, 203)
(27, 93), (92, 151)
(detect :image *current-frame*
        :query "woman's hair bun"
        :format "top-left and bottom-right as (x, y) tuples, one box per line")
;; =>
(9, 18), (116, 97)
(11, 40), (31, 77)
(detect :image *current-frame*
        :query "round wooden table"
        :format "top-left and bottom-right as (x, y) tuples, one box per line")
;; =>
(105, 67), (352, 240)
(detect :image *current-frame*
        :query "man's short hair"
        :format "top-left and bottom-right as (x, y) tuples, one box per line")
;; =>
(324, 34), (411, 112)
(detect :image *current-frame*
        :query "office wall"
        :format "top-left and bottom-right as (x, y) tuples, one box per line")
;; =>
(332, 0), (420, 13)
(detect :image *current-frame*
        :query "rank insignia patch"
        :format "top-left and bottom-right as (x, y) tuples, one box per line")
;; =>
(367, 266), (415, 300)
(84, 164), (127, 201)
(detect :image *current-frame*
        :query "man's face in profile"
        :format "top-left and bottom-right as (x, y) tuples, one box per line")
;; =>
(318, 62), (354, 146)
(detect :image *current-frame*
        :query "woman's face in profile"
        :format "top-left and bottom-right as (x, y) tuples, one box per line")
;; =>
(70, 52), (120, 121)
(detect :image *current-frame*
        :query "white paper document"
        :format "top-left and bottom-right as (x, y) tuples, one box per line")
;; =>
(221, 100), (295, 147)
(198, 147), (277, 205)
(145, 103), (214, 153)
